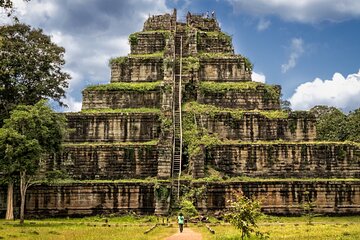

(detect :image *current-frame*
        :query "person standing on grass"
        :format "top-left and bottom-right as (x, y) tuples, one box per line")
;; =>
(178, 212), (185, 233)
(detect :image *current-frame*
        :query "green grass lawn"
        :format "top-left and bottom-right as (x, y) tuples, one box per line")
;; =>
(1, 216), (360, 240)
(195, 216), (360, 240)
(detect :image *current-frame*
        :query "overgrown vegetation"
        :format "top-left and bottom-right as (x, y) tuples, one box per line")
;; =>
(128, 33), (139, 45)
(199, 81), (280, 100)
(109, 56), (128, 65)
(182, 112), (221, 157)
(81, 108), (161, 114)
(129, 51), (164, 58)
(84, 81), (162, 92)
(198, 31), (232, 43)
(243, 56), (253, 71)
(184, 102), (289, 120)
(63, 140), (159, 147)
(198, 51), (234, 58)
(182, 56), (200, 73)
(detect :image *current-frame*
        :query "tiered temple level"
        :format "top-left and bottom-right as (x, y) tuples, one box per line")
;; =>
(2, 10), (359, 217)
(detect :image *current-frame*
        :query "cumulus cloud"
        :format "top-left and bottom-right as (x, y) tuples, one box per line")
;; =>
(63, 96), (82, 112)
(252, 71), (266, 83)
(10, 0), (170, 112)
(289, 70), (360, 112)
(227, 0), (360, 23)
(281, 38), (304, 73)
(257, 18), (270, 31)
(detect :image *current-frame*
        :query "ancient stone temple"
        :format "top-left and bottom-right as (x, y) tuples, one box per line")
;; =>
(1, 10), (360, 217)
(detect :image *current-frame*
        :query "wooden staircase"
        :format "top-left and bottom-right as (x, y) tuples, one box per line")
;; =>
(172, 33), (183, 180)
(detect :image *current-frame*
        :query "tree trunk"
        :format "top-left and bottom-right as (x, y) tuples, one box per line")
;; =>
(19, 171), (28, 225)
(5, 181), (14, 220)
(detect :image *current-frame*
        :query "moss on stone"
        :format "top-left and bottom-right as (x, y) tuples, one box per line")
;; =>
(81, 108), (161, 114)
(199, 81), (280, 100)
(109, 56), (128, 65)
(129, 51), (164, 58)
(63, 140), (159, 147)
(198, 31), (232, 43)
(84, 81), (162, 92)
(184, 102), (288, 120)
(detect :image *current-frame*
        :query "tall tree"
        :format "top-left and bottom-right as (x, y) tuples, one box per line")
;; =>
(0, 23), (70, 123)
(0, 128), (40, 221)
(0, 100), (67, 223)
(310, 105), (347, 141)
(346, 108), (360, 142)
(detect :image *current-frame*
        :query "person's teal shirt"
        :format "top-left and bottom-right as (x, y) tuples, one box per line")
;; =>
(178, 215), (184, 224)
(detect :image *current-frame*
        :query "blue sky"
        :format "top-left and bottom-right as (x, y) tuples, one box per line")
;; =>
(5, 0), (360, 112)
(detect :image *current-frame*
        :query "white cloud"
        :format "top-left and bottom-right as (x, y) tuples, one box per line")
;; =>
(227, 0), (360, 23)
(289, 70), (360, 112)
(63, 96), (82, 112)
(281, 38), (304, 73)
(257, 18), (271, 31)
(252, 71), (266, 83)
(9, 0), (170, 112)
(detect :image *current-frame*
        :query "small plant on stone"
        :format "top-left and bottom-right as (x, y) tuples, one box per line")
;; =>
(301, 190), (316, 225)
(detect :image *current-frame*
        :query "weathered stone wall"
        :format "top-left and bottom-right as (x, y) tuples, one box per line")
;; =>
(194, 112), (316, 141)
(206, 143), (360, 178)
(2, 181), (360, 217)
(194, 181), (360, 215)
(199, 58), (251, 81)
(130, 32), (167, 55)
(65, 113), (160, 142)
(48, 144), (159, 180)
(7, 183), (155, 217)
(198, 87), (280, 110)
(110, 58), (163, 82)
(143, 12), (176, 31)
(197, 32), (233, 53)
(82, 90), (161, 110)
(186, 14), (220, 31)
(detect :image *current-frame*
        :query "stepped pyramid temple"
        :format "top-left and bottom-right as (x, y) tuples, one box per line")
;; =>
(1, 10), (360, 217)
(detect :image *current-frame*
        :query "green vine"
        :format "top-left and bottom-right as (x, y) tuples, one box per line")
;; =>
(243, 57), (253, 71)
(183, 56), (200, 73)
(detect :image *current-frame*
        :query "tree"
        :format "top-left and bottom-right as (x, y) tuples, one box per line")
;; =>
(0, 0), (30, 19)
(225, 191), (268, 240)
(0, 128), (40, 222)
(0, 100), (67, 223)
(310, 105), (347, 141)
(0, 23), (70, 124)
(346, 108), (360, 142)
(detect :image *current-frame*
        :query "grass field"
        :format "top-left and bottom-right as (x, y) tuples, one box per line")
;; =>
(1, 216), (360, 239)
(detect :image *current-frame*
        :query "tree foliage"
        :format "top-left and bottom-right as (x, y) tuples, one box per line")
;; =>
(0, 23), (70, 123)
(0, 100), (67, 223)
(310, 105), (360, 142)
(310, 105), (347, 141)
(226, 192), (268, 240)
(0, 127), (41, 177)
(346, 109), (360, 142)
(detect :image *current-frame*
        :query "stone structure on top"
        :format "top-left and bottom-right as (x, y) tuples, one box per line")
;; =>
(2, 10), (359, 218)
